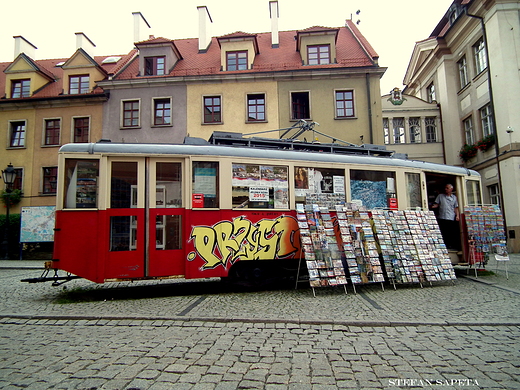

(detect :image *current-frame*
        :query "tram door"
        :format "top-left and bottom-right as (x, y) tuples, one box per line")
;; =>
(147, 159), (185, 277)
(106, 158), (185, 279)
(106, 159), (146, 279)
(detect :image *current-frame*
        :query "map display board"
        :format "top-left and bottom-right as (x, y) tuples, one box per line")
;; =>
(20, 206), (56, 242)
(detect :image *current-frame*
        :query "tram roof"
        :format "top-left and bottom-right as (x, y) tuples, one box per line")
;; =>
(59, 139), (479, 178)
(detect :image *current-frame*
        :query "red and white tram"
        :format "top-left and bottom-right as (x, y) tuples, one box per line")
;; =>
(48, 133), (481, 284)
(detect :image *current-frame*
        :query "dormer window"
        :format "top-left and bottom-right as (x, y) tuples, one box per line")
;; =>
(217, 32), (259, 71)
(308, 45), (331, 65)
(296, 27), (338, 66)
(69, 75), (90, 94)
(145, 56), (165, 76)
(226, 51), (248, 71)
(11, 79), (31, 98)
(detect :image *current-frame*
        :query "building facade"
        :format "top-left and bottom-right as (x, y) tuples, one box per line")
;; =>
(382, 88), (444, 164)
(402, 0), (520, 251)
(1, 4), (385, 216)
(0, 34), (128, 213)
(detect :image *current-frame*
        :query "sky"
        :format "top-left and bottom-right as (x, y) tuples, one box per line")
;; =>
(1, 0), (453, 94)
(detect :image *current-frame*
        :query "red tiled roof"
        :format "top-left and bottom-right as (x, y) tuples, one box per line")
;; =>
(115, 24), (378, 80)
(218, 31), (258, 38)
(135, 37), (177, 45)
(0, 52), (135, 100)
(0, 24), (379, 98)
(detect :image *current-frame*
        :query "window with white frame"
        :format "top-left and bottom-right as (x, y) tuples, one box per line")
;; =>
(425, 117), (437, 143)
(480, 104), (493, 138)
(9, 121), (26, 148)
(307, 45), (331, 65)
(291, 91), (310, 120)
(153, 98), (171, 126)
(42, 166), (58, 194)
(426, 83), (436, 103)
(226, 51), (248, 71)
(247, 94), (266, 122)
(408, 117), (421, 143)
(44, 119), (60, 146)
(13, 168), (23, 191)
(69, 75), (90, 94)
(203, 96), (222, 124)
(473, 37), (487, 74)
(11, 79), (30, 98)
(392, 117), (405, 144)
(145, 57), (165, 76)
(463, 117), (474, 145)
(73, 117), (90, 143)
(122, 100), (140, 128)
(488, 184), (500, 207)
(458, 56), (469, 88)
(335, 90), (355, 118)
(383, 118), (389, 145)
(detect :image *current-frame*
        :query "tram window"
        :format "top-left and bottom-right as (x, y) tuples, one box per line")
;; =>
(350, 170), (396, 209)
(110, 216), (137, 251)
(294, 167), (345, 204)
(466, 180), (481, 205)
(192, 162), (219, 208)
(63, 159), (99, 209)
(232, 164), (288, 209)
(156, 162), (182, 207)
(406, 173), (422, 209)
(111, 162), (138, 208)
(156, 215), (182, 250)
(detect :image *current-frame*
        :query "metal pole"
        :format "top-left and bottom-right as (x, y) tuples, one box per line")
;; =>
(1, 191), (10, 260)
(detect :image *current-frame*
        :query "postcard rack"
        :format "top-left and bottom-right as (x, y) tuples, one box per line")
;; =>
(371, 209), (456, 288)
(295, 201), (457, 296)
(464, 204), (507, 265)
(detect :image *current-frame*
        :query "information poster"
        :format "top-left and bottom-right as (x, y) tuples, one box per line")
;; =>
(20, 206), (56, 242)
(193, 167), (216, 198)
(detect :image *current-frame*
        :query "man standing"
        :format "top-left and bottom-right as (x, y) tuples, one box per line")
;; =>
(432, 184), (460, 249)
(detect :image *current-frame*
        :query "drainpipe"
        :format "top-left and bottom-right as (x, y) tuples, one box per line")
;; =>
(464, 7), (507, 232)
(366, 73), (373, 144)
(437, 102), (447, 164)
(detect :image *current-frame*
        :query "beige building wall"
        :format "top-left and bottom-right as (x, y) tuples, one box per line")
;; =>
(403, 0), (520, 251)
(381, 93), (444, 164)
(186, 80), (279, 140)
(277, 74), (382, 146)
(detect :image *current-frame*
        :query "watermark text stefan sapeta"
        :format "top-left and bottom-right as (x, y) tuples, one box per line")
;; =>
(389, 378), (480, 387)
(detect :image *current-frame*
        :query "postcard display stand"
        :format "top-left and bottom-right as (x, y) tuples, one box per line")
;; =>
(297, 203), (348, 297)
(371, 210), (456, 288)
(297, 202), (386, 295)
(464, 205), (507, 262)
(336, 205), (385, 293)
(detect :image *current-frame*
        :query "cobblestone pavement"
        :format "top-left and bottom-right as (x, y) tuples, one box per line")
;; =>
(0, 256), (519, 389)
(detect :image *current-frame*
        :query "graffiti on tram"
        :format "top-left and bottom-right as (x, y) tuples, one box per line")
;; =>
(188, 215), (301, 269)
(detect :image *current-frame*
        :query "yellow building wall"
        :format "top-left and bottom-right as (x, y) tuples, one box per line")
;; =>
(186, 80), (280, 140)
(0, 108), (36, 212)
(277, 75), (382, 146)
(28, 104), (105, 207)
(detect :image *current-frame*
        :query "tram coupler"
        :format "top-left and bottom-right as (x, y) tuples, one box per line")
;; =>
(21, 265), (81, 286)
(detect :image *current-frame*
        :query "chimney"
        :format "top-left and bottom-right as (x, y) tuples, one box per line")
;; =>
(197, 6), (213, 53)
(269, 1), (279, 48)
(132, 12), (151, 43)
(13, 36), (37, 59)
(75, 32), (96, 57)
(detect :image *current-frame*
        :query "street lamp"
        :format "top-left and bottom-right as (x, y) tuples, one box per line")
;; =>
(1, 164), (17, 260)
